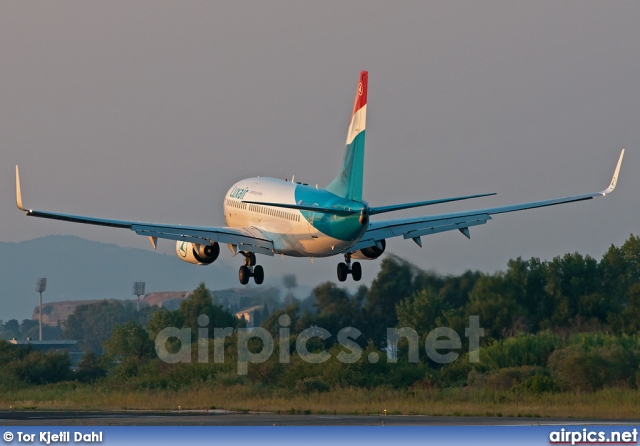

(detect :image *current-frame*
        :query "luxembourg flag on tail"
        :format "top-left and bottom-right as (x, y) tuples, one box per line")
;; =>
(327, 71), (368, 202)
(347, 71), (368, 146)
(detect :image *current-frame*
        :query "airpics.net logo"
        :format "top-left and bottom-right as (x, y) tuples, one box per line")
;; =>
(153, 315), (484, 374)
(549, 428), (638, 445)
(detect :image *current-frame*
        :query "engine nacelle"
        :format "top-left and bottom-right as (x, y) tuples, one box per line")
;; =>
(351, 239), (386, 260)
(176, 241), (220, 265)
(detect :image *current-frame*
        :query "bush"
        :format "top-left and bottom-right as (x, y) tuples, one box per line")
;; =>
(0, 340), (30, 366)
(216, 372), (247, 387)
(481, 332), (561, 370)
(481, 366), (545, 391)
(75, 351), (107, 383)
(515, 373), (559, 394)
(101, 321), (155, 379)
(437, 350), (481, 388)
(296, 378), (330, 394)
(548, 345), (640, 391)
(7, 350), (71, 384)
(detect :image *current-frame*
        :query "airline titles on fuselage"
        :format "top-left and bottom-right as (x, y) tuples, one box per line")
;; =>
(229, 187), (249, 200)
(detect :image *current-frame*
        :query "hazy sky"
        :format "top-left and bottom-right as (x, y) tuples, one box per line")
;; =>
(1, 2), (639, 291)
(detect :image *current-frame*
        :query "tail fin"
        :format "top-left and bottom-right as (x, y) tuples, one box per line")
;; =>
(326, 70), (368, 202)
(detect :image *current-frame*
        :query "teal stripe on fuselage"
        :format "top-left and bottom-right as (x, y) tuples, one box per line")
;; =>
(294, 184), (366, 241)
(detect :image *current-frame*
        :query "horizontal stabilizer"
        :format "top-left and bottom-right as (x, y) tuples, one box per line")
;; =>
(368, 192), (496, 215)
(242, 200), (362, 216)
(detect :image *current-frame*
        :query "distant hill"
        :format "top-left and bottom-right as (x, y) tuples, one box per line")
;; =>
(0, 235), (241, 321)
(28, 285), (285, 328)
(141, 291), (193, 311)
(32, 299), (106, 326)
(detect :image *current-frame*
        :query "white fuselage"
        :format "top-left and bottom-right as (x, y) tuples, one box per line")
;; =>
(224, 177), (365, 257)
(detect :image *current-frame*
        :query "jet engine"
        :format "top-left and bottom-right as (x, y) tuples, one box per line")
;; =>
(350, 239), (386, 260)
(176, 241), (220, 265)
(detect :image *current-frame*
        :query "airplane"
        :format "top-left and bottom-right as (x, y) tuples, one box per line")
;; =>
(15, 71), (624, 285)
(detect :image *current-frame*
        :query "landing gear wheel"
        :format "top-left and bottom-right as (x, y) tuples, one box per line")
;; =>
(253, 265), (264, 285)
(351, 262), (362, 281)
(239, 265), (251, 285)
(248, 253), (257, 267)
(337, 262), (349, 282)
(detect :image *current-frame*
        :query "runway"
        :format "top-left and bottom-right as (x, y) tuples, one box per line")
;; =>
(1, 410), (637, 426)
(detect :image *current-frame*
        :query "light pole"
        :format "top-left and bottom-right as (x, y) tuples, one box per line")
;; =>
(133, 281), (146, 312)
(36, 277), (47, 341)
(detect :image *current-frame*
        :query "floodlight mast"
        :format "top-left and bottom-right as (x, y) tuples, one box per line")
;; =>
(132, 281), (146, 312)
(36, 277), (47, 341)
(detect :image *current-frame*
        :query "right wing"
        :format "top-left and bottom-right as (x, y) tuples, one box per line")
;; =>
(15, 166), (274, 256)
(351, 149), (624, 250)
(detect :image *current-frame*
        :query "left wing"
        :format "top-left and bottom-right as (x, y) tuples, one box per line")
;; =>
(351, 149), (624, 250)
(15, 166), (274, 256)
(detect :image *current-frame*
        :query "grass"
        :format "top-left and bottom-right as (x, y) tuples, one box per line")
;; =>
(1, 384), (639, 419)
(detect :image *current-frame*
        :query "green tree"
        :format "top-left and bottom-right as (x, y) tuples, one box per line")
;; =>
(253, 308), (262, 328)
(313, 282), (351, 314)
(178, 283), (238, 338)
(103, 321), (154, 363)
(503, 257), (550, 331)
(0, 340), (30, 366)
(303, 282), (365, 346)
(609, 283), (640, 334)
(261, 303), (270, 325)
(548, 344), (640, 391)
(63, 300), (155, 352)
(363, 256), (417, 346)
(544, 253), (600, 327)
(3, 319), (20, 339)
(178, 283), (215, 333)
(7, 350), (71, 384)
(600, 242), (629, 306)
(436, 270), (481, 309)
(75, 351), (107, 382)
(600, 235), (640, 321)
(396, 288), (446, 335)
(263, 303), (300, 335)
(466, 274), (525, 340)
(146, 308), (184, 340)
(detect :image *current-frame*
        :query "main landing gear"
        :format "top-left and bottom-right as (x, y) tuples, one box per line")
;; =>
(238, 252), (264, 285)
(337, 253), (362, 282)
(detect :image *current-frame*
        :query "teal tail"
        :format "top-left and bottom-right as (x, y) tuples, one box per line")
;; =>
(326, 71), (368, 202)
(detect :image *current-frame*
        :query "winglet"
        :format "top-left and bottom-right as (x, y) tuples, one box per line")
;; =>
(602, 149), (624, 196)
(15, 165), (28, 211)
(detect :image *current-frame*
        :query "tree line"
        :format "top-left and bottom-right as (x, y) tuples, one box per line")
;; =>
(1, 234), (639, 394)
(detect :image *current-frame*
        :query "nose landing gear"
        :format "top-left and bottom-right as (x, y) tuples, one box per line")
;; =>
(337, 253), (362, 282)
(238, 252), (264, 285)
